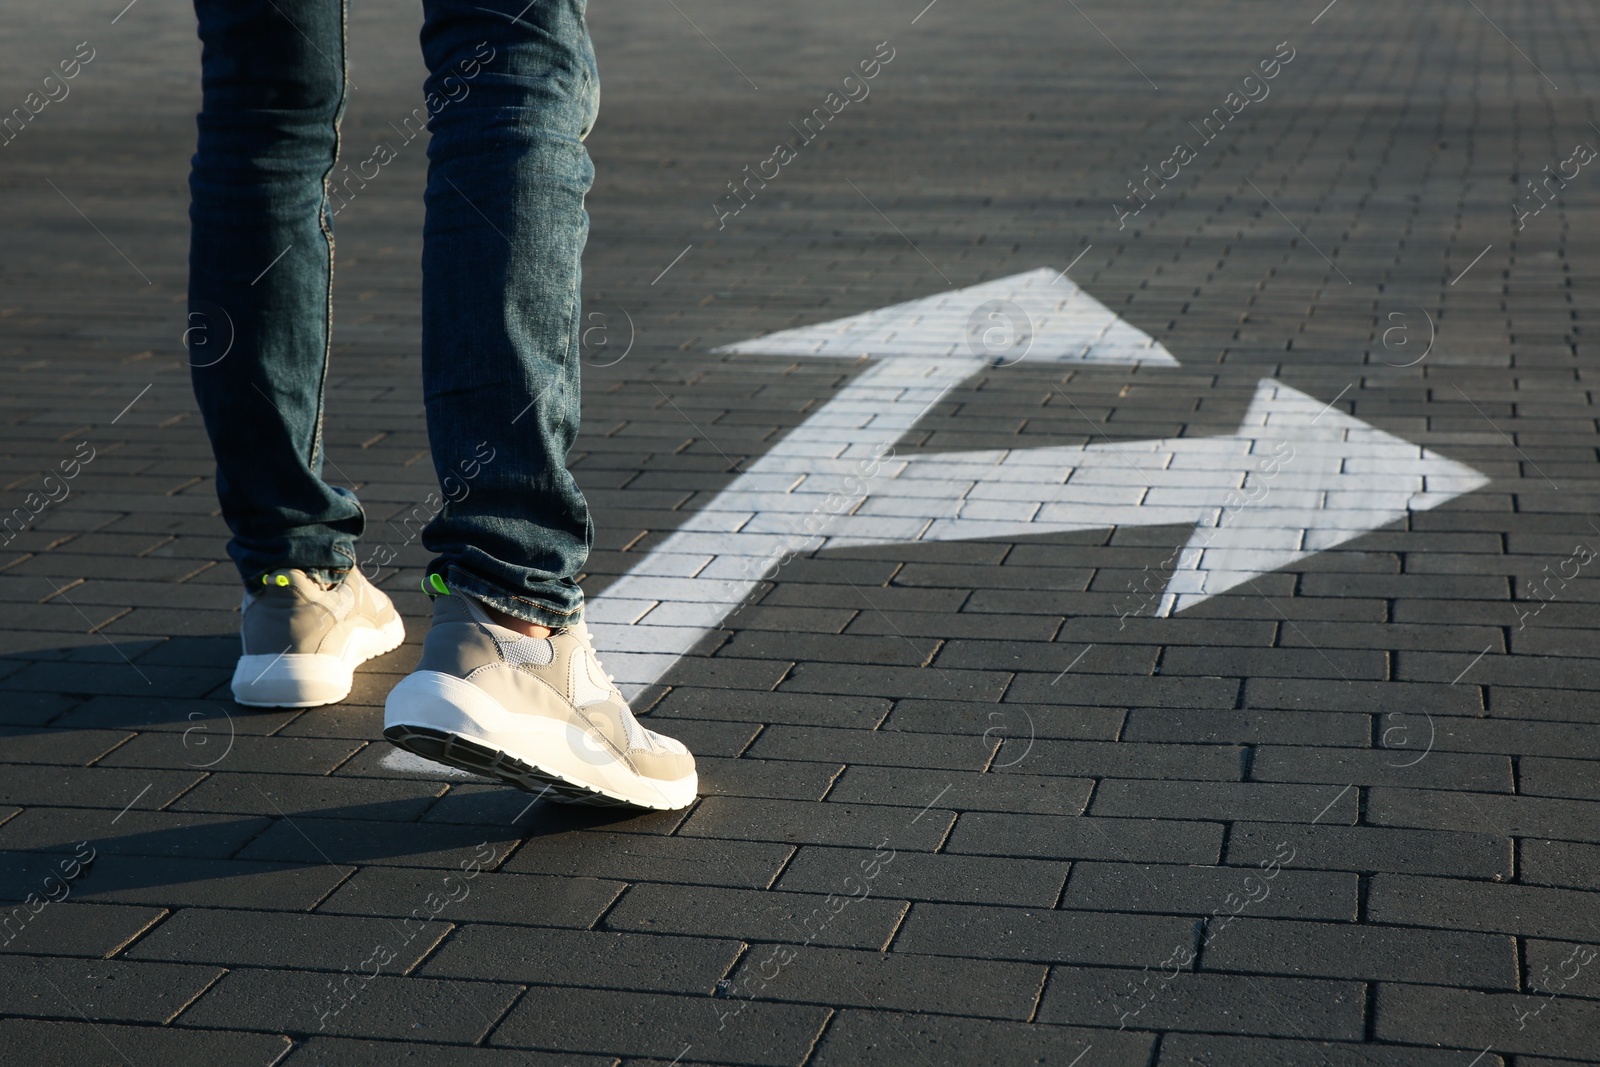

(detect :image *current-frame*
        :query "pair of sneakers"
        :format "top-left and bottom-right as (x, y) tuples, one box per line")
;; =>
(232, 568), (696, 810)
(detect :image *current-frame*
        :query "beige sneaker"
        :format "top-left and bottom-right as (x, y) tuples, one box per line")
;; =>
(383, 589), (697, 810)
(231, 567), (405, 708)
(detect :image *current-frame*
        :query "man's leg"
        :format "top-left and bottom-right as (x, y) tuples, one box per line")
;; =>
(189, 0), (363, 585)
(415, 0), (597, 629)
(189, 0), (403, 708)
(385, 0), (697, 810)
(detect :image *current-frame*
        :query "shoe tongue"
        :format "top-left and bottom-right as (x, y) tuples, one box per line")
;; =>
(456, 593), (496, 627)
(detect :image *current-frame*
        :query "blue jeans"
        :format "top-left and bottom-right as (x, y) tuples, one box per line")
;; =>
(187, 0), (598, 627)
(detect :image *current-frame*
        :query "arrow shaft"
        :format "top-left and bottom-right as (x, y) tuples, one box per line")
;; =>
(588, 356), (976, 694)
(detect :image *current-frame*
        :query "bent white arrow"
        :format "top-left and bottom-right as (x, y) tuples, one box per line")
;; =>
(584, 269), (1487, 696)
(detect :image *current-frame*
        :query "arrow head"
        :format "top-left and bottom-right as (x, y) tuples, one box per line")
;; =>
(1158, 379), (1491, 613)
(713, 267), (1179, 367)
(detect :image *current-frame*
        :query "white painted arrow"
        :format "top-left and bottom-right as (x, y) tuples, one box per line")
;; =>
(585, 269), (1488, 697)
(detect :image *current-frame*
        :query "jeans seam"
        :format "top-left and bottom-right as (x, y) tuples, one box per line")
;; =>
(309, 0), (350, 477)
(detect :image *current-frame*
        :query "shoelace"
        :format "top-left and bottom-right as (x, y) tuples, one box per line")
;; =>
(573, 623), (617, 686)
(571, 624), (656, 749)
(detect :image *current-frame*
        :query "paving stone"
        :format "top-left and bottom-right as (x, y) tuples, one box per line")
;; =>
(882, 698), (1124, 741)
(125, 908), (451, 971)
(0, 691), (80, 728)
(0, 847), (99, 904)
(1062, 862), (1358, 921)
(650, 688), (891, 729)
(49, 694), (297, 735)
(281, 1036), (618, 1066)
(997, 739), (1245, 781)
(95, 733), (365, 774)
(776, 846), (1067, 907)
(1243, 678), (1483, 715)
(723, 945), (1044, 1019)
(677, 796), (955, 851)
(1368, 874), (1600, 941)
(1521, 839), (1600, 890)
(604, 883), (907, 950)
(1523, 938), (1600, 1000)
(778, 661), (1010, 702)
(1201, 918), (1516, 988)
(1276, 620), (1507, 653)
(1158, 646), (1389, 681)
(1250, 745), (1514, 792)
(945, 812), (1224, 864)
(0, 660), (228, 698)
(825, 765), (1090, 816)
(744, 724), (993, 771)
(422, 926), (742, 994)
(237, 816), (527, 869)
(846, 609), (1060, 642)
(71, 854), (352, 911)
(0, 765), (203, 809)
(318, 866), (622, 929)
(0, 901), (167, 958)
(1400, 651), (1600, 690)
(695, 756), (843, 801)
(658, 656), (793, 693)
(718, 604), (857, 634)
(1367, 787), (1600, 841)
(170, 771), (447, 819)
(720, 630), (942, 668)
(1155, 1033), (1505, 1066)
(1419, 718), (1600, 759)
(0, 806), (273, 860)
(489, 986), (829, 1065)
(809, 1010), (1150, 1067)
(1225, 822), (1511, 879)
(0, 955), (223, 1024)
(177, 967), (523, 1042)
(1488, 687), (1600, 724)
(502, 830), (793, 888)
(934, 638), (1159, 676)
(0, 1019), (290, 1066)
(1179, 596), (1386, 624)
(281, 1036), (611, 1062)
(893, 902), (1196, 967)
(1520, 756), (1600, 801)
(1373, 982), (1600, 1060)
(1005, 673), (1242, 709)
(1089, 781), (1360, 824)
(0, 726), (132, 765)
(1122, 708), (1369, 747)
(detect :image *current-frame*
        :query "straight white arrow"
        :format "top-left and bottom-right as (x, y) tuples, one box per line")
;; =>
(586, 269), (1487, 696)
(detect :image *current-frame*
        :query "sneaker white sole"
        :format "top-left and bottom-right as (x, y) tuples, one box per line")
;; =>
(232, 615), (406, 708)
(382, 669), (697, 811)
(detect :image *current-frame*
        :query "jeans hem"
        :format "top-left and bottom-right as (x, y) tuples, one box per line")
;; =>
(442, 564), (583, 629)
(237, 541), (358, 591)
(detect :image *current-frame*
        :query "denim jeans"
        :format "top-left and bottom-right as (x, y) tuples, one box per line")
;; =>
(187, 0), (598, 627)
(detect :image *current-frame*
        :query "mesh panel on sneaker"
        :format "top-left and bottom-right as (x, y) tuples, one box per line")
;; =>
(499, 635), (556, 669)
(619, 708), (651, 752)
(646, 729), (686, 755)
